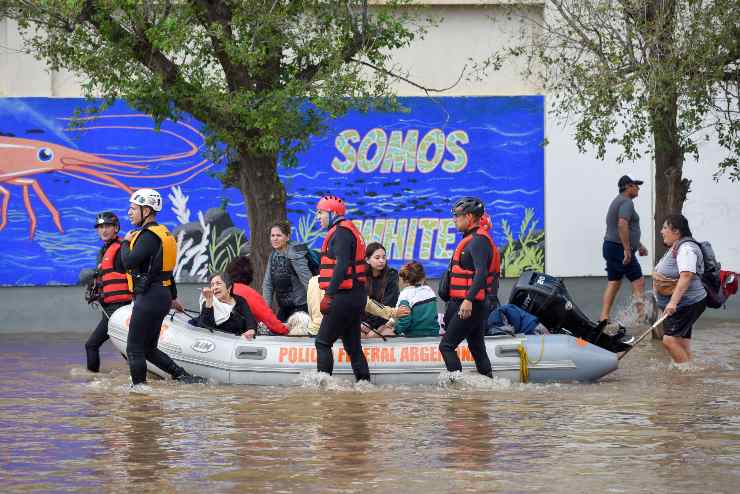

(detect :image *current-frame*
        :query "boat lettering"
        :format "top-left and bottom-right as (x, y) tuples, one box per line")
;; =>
(277, 345), (474, 364)
(278, 347), (318, 364)
(191, 339), (216, 353)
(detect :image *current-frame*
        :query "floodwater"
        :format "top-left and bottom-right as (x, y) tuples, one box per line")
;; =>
(1, 321), (740, 494)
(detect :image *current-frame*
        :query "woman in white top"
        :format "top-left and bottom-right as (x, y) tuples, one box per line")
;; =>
(653, 214), (706, 363)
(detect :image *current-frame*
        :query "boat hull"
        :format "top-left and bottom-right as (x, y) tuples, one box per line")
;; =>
(108, 304), (618, 385)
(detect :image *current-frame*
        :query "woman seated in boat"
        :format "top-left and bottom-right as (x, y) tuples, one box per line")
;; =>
(225, 256), (289, 335)
(197, 272), (257, 339)
(366, 261), (440, 338)
(304, 274), (410, 336)
(361, 242), (400, 336)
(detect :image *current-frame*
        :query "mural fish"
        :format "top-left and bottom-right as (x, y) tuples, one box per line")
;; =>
(0, 114), (214, 239)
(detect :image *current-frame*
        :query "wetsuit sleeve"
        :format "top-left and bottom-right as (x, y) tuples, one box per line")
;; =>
(326, 227), (353, 296)
(466, 236), (493, 302)
(120, 230), (160, 270)
(113, 245), (127, 274)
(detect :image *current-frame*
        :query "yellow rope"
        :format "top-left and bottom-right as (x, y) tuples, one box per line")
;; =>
(517, 334), (546, 384)
(517, 344), (529, 383)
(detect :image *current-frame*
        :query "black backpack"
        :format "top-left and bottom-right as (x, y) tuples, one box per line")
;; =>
(675, 239), (726, 309)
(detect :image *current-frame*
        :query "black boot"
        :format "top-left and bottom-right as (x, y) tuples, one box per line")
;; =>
(171, 365), (207, 384)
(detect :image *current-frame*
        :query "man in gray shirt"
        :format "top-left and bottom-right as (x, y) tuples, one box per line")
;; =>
(599, 175), (648, 322)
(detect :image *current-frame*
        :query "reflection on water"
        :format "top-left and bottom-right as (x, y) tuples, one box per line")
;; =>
(1, 320), (740, 493)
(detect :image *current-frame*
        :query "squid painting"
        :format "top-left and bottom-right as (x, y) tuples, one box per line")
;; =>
(0, 113), (214, 239)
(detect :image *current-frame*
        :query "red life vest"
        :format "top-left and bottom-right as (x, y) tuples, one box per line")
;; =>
(318, 220), (367, 290)
(99, 239), (133, 304)
(449, 227), (501, 301)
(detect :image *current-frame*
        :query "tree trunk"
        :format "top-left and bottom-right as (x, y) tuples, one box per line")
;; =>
(235, 150), (287, 292)
(646, 0), (690, 263)
(652, 114), (688, 261)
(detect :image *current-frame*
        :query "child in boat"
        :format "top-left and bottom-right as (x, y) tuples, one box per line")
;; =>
(197, 272), (257, 339)
(367, 261), (440, 338)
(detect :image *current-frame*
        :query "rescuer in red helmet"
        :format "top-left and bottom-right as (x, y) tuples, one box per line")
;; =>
(314, 195), (371, 381)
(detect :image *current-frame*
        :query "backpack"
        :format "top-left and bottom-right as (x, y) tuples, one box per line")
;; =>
(292, 243), (321, 276)
(674, 239), (725, 309)
(305, 247), (321, 276)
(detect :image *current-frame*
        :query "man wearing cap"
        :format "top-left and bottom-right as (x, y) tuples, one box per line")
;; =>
(599, 175), (648, 322)
(84, 212), (133, 372)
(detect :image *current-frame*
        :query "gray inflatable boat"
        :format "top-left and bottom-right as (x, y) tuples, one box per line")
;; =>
(108, 304), (618, 384)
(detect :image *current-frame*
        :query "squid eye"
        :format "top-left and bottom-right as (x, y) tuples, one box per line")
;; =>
(37, 147), (54, 162)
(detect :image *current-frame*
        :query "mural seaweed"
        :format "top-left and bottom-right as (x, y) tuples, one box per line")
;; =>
(295, 213), (324, 247)
(500, 208), (545, 278)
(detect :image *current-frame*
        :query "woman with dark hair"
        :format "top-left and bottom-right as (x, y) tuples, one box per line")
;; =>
(376, 260), (439, 338)
(361, 242), (399, 336)
(262, 220), (312, 321)
(653, 213), (706, 363)
(198, 272), (257, 338)
(226, 256), (288, 335)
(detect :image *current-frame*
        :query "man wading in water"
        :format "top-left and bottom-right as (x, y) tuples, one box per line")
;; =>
(438, 197), (500, 379)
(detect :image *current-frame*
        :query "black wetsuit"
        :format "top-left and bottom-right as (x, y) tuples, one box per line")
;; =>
(439, 228), (494, 376)
(120, 224), (185, 385)
(315, 221), (370, 381)
(85, 240), (128, 372)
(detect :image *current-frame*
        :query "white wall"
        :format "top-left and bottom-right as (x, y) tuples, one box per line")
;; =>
(0, 19), (81, 97)
(545, 112), (740, 276)
(3, 4), (737, 277)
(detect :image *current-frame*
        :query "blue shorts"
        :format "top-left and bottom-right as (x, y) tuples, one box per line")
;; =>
(603, 241), (643, 282)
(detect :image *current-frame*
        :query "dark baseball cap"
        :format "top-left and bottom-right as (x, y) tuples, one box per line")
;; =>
(618, 175), (644, 190)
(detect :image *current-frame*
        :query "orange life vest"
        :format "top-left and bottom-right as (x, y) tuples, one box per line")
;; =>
(318, 220), (367, 290)
(99, 239), (133, 304)
(449, 227), (501, 301)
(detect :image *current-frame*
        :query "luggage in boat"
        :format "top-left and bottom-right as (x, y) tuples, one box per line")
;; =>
(509, 271), (634, 353)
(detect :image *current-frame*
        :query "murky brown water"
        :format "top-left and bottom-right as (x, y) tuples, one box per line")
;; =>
(1, 320), (740, 494)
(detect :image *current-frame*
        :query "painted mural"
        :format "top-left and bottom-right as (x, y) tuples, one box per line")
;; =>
(0, 97), (544, 286)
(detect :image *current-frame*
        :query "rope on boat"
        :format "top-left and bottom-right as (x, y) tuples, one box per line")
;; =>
(516, 334), (546, 384)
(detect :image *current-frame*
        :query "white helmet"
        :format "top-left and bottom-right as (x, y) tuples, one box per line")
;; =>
(129, 188), (163, 212)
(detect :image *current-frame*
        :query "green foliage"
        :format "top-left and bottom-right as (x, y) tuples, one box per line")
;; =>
(500, 208), (544, 278)
(503, 0), (739, 179)
(208, 229), (246, 275)
(1, 0), (422, 167)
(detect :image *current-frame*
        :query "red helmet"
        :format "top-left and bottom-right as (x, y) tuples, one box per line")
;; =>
(317, 195), (346, 216)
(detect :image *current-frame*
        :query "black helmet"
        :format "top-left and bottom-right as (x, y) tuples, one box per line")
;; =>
(452, 197), (484, 216)
(94, 211), (119, 229)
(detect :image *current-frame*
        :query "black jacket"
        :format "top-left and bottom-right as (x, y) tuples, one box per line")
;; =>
(362, 268), (400, 329)
(197, 294), (257, 335)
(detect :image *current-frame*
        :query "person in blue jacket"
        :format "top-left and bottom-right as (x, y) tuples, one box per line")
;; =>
(487, 304), (549, 335)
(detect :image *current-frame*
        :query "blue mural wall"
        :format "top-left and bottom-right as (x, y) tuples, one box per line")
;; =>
(0, 97), (544, 286)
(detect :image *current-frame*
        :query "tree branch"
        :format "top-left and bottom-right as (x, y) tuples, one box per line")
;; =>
(188, 0), (253, 91)
(350, 58), (466, 95)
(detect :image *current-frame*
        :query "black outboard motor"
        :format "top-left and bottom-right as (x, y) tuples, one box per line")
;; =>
(509, 271), (634, 353)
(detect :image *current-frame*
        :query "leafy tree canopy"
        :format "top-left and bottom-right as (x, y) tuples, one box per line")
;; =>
(508, 0), (739, 180)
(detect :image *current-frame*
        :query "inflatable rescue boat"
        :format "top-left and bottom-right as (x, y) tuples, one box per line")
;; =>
(107, 304), (618, 385)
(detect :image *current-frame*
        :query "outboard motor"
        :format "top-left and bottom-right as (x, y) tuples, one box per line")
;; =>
(509, 271), (634, 353)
